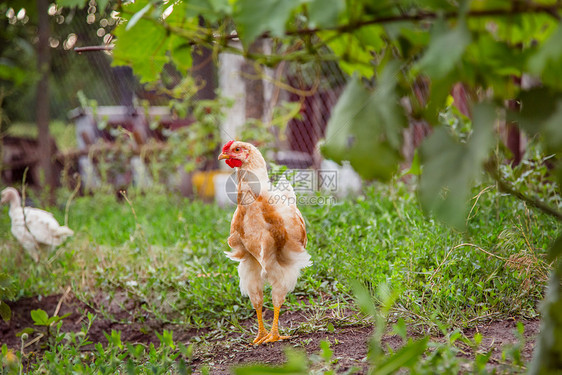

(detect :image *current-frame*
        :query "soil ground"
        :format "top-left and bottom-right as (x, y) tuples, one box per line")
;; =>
(0, 294), (540, 374)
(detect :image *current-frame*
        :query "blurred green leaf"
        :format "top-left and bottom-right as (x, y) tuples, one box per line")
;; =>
(322, 25), (384, 78)
(541, 101), (562, 155)
(424, 73), (456, 122)
(126, 3), (151, 31)
(233, 347), (308, 374)
(405, 150), (421, 176)
(467, 34), (525, 77)
(0, 273), (14, 294)
(469, 0), (511, 11)
(528, 24), (562, 89)
(0, 302), (11, 322)
(169, 37), (193, 74)
(234, 0), (300, 47)
(16, 327), (35, 337)
(185, 0), (232, 22)
(0, 273), (15, 323)
(166, 1), (194, 72)
(528, 266), (562, 374)
(514, 88), (562, 137)
(112, 1), (166, 82)
(419, 102), (496, 229)
(112, 0), (195, 82)
(320, 340), (333, 362)
(391, 318), (407, 340)
(96, 0), (110, 12)
(57, 0), (87, 8)
(547, 232), (562, 261)
(493, 13), (556, 47)
(0, 62), (28, 86)
(307, 0), (345, 28)
(321, 62), (406, 181)
(350, 280), (377, 317)
(415, 19), (471, 79)
(373, 337), (428, 375)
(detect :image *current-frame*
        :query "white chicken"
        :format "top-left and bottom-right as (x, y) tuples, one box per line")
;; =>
(1, 187), (74, 262)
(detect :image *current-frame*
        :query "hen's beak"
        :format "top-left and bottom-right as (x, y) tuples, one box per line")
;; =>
(218, 152), (230, 160)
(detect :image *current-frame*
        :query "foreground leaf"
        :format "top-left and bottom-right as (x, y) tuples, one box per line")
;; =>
(112, 1), (168, 82)
(528, 24), (562, 90)
(414, 19), (471, 80)
(322, 25), (384, 78)
(233, 0), (300, 48)
(547, 233), (562, 262)
(373, 337), (429, 375)
(112, 0), (194, 82)
(351, 280), (377, 318)
(321, 63), (406, 181)
(0, 302), (11, 322)
(57, 0), (87, 7)
(419, 102), (496, 228)
(185, 0), (232, 22)
(233, 348), (308, 374)
(515, 88), (562, 137)
(126, 3), (151, 31)
(307, 0), (345, 28)
(528, 266), (562, 374)
(513, 88), (562, 157)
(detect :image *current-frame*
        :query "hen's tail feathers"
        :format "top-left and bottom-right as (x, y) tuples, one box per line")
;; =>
(294, 249), (312, 269)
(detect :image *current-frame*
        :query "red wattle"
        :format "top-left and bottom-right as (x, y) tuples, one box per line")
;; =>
(225, 158), (243, 168)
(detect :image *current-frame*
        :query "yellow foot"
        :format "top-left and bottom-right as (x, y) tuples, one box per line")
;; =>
(254, 331), (291, 345)
(252, 329), (268, 345)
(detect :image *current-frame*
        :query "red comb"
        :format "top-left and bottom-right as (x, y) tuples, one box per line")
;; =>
(222, 140), (235, 152)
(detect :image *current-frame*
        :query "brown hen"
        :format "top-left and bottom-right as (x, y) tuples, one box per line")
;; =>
(219, 141), (311, 344)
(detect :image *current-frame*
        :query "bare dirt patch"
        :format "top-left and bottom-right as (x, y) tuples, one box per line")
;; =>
(0, 294), (540, 374)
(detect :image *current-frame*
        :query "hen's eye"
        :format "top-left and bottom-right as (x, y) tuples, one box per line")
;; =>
(235, 147), (240, 152)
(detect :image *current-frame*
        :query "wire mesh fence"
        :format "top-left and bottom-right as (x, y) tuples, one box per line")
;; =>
(2, 2), (355, 196)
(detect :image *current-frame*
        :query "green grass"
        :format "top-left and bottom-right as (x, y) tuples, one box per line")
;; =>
(0, 181), (557, 328)
(0, 180), (557, 373)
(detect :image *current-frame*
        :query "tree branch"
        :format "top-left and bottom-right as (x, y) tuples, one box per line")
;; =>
(78, 3), (562, 55)
(198, 3), (562, 43)
(485, 161), (562, 221)
(285, 3), (562, 37)
(74, 45), (114, 53)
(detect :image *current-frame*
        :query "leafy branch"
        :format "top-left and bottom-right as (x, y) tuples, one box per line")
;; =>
(485, 159), (562, 221)
(143, 2), (562, 43)
(288, 3), (562, 36)
(113, 1), (562, 66)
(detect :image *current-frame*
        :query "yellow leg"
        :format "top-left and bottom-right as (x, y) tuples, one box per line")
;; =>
(252, 305), (268, 344)
(255, 304), (290, 345)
